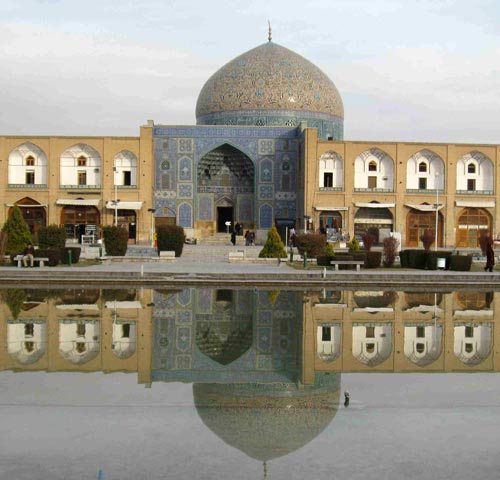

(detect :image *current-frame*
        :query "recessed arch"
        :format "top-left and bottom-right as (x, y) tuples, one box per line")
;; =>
(406, 149), (445, 191)
(60, 144), (101, 188)
(319, 151), (343, 189)
(354, 148), (394, 191)
(456, 151), (493, 193)
(9, 197), (47, 236)
(8, 142), (48, 186)
(456, 207), (491, 248)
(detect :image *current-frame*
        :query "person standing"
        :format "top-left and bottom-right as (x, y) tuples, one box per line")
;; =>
(485, 235), (495, 272)
(22, 243), (35, 267)
(230, 230), (236, 246)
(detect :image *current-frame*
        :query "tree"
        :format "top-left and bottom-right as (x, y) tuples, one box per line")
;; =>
(1, 205), (32, 254)
(258, 226), (287, 258)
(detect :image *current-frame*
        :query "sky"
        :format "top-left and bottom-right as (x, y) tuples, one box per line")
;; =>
(1, 0), (500, 143)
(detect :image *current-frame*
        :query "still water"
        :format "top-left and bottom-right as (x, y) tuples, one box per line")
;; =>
(0, 287), (499, 479)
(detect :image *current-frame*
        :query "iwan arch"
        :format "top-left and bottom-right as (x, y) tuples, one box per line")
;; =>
(0, 33), (499, 248)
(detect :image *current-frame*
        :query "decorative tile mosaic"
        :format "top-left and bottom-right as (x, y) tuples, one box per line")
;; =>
(177, 138), (193, 153)
(198, 195), (214, 221)
(259, 185), (274, 200)
(178, 202), (192, 227)
(237, 195), (253, 222)
(176, 326), (191, 352)
(257, 326), (272, 353)
(195, 42), (344, 119)
(258, 139), (275, 155)
(177, 184), (193, 199)
(176, 310), (192, 324)
(177, 289), (192, 308)
(178, 156), (193, 182)
(275, 192), (296, 200)
(259, 203), (273, 229)
(259, 158), (273, 183)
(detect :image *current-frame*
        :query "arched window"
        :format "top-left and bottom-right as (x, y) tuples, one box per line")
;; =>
(467, 163), (476, 174)
(368, 160), (377, 172)
(418, 162), (427, 172)
(25, 155), (35, 166)
(77, 156), (87, 167)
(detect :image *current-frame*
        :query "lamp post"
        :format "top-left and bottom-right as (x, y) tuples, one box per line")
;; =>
(435, 172), (440, 251)
(113, 166), (118, 227)
(147, 208), (156, 247)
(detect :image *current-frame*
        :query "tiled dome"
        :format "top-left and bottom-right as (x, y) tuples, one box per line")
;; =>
(196, 41), (344, 137)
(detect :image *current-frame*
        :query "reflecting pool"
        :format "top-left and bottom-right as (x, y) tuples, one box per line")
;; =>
(0, 287), (499, 479)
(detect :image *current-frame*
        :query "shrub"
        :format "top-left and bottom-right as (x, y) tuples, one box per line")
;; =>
(362, 233), (376, 252)
(450, 255), (472, 271)
(347, 237), (360, 252)
(1, 205), (32, 254)
(103, 226), (129, 256)
(60, 247), (81, 264)
(316, 255), (331, 266)
(37, 225), (66, 249)
(399, 250), (410, 268)
(325, 242), (335, 257)
(156, 224), (186, 257)
(35, 248), (61, 266)
(425, 251), (453, 270)
(408, 250), (429, 269)
(366, 251), (382, 268)
(419, 230), (435, 251)
(383, 236), (399, 267)
(295, 233), (326, 259)
(259, 225), (287, 258)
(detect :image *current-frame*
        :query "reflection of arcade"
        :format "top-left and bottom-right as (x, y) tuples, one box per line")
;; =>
(0, 287), (499, 379)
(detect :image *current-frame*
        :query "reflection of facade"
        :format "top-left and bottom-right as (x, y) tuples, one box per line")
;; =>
(0, 288), (499, 378)
(0, 288), (152, 377)
(1, 36), (499, 247)
(302, 289), (500, 377)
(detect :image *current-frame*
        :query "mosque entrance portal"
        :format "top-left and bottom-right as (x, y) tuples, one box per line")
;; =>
(217, 207), (233, 232)
(198, 144), (254, 235)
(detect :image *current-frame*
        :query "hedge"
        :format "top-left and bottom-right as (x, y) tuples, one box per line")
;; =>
(156, 224), (186, 257)
(37, 225), (66, 249)
(60, 247), (81, 265)
(35, 248), (61, 266)
(295, 233), (327, 259)
(366, 251), (382, 268)
(450, 255), (472, 271)
(103, 226), (129, 256)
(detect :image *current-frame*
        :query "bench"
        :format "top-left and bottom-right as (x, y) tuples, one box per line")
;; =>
(13, 255), (49, 268)
(158, 251), (176, 261)
(228, 251), (245, 262)
(330, 260), (364, 272)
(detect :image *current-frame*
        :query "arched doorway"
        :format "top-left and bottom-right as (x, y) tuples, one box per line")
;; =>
(406, 208), (443, 247)
(117, 210), (137, 243)
(197, 144), (254, 234)
(319, 210), (343, 241)
(10, 197), (47, 236)
(354, 205), (393, 245)
(456, 207), (491, 248)
(61, 205), (100, 242)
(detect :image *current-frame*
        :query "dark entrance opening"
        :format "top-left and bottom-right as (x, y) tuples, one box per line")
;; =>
(217, 207), (233, 232)
(275, 218), (295, 244)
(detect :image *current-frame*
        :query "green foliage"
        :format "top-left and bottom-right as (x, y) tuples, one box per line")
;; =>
(294, 233), (326, 259)
(60, 247), (81, 264)
(37, 225), (66, 249)
(347, 237), (360, 252)
(2, 289), (27, 320)
(325, 242), (335, 256)
(1, 205), (32, 254)
(259, 226), (287, 258)
(103, 226), (129, 256)
(156, 224), (186, 257)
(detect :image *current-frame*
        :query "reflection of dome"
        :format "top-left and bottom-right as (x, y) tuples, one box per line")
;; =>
(196, 41), (343, 139)
(193, 375), (340, 461)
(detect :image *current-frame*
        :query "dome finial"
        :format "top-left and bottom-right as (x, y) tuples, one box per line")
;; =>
(268, 20), (272, 42)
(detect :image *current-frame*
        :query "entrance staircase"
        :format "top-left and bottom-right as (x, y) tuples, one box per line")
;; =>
(197, 233), (246, 246)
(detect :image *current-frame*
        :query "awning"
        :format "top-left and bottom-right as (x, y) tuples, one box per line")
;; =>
(105, 201), (143, 210)
(354, 202), (395, 208)
(405, 203), (444, 212)
(455, 200), (495, 208)
(56, 199), (100, 206)
(314, 206), (348, 211)
(105, 301), (143, 309)
(56, 304), (99, 311)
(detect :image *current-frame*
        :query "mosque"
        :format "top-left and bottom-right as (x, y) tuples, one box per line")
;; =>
(0, 29), (498, 248)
